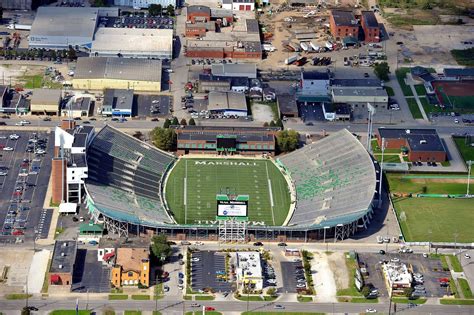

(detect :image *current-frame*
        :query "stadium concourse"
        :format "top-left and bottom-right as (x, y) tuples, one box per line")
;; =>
(83, 126), (377, 241)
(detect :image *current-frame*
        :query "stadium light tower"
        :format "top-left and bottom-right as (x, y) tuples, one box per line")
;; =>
(366, 103), (376, 153)
(378, 138), (385, 208)
(467, 160), (473, 197)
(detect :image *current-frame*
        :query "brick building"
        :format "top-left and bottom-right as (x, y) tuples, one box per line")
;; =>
(187, 5), (211, 23)
(49, 240), (77, 289)
(185, 22), (216, 37)
(329, 10), (359, 40)
(377, 128), (447, 162)
(361, 11), (380, 42)
(111, 247), (150, 287)
(172, 126), (279, 156)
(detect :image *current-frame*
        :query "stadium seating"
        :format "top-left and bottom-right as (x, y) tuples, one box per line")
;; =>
(279, 129), (376, 228)
(86, 125), (176, 225)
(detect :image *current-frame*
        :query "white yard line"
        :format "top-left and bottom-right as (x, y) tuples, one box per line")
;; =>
(265, 162), (276, 226)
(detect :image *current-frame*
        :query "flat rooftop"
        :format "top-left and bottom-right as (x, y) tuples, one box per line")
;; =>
(212, 63), (257, 78)
(331, 10), (358, 27)
(91, 28), (173, 54)
(361, 11), (379, 28)
(50, 240), (77, 273)
(378, 128), (438, 139)
(332, 88), (388, 97)
(208, 91), (247, 112)
(103, 89), (134, 110)
(237, 252), (262, 279)
(330, 79), (382, 87)
(31, 7), (99, 38)
(31, 89), (62, 104)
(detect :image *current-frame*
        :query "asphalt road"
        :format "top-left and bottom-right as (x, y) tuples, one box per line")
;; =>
(1, 297), (473, 313)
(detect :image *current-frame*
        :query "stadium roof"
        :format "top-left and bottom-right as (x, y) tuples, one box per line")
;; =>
(331, 10), (358, 27)
(91, 28), (173, 56)
(31, 7), (99, 38)
(278, 129), (376, 228)
(74, 57), (162, 82)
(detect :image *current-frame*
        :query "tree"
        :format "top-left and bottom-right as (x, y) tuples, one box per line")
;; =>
(171, 117), (179, 126)
(151, 234), (172, 262)
(403, 287), (414, 297)
(275, 118), (283, 128)
(151, 127), (176, 151)
(0, 6), (4, 20)
(148, 4), (162, 16)
(361, 286), (371, 297)
(93, 0), (106, 7)
(189, 118), (196, 125)
(68, 46), (77, 61)
(263, 122), (269, 127)
(166, 4), (175, 16)
(373, 62), (390, 81)
(267, 287), (277, 296)
(276, 129), (299, 153)
(269, 120), (276, 127)
(163, 118), (171, 129)
(180, 118), (187, 125)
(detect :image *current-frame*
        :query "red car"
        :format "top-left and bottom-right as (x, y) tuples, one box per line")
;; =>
(12, 230), (24, 236)
(13, 191), (22, 196)
(205, 307), (215, 311)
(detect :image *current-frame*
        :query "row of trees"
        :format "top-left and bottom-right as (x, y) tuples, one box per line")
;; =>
(0, 47), (77, 61)
(263, 119), (284, 128)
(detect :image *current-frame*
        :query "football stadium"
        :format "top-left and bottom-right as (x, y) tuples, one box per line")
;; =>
(84, 126), (377, 241)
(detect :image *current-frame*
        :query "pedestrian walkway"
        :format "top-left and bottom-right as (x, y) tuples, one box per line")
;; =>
(406, 74), (429, 121)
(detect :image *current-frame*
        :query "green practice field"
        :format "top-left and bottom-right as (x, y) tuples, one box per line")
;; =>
(393, 197), (474, 243)
(165, 158), (291, 225)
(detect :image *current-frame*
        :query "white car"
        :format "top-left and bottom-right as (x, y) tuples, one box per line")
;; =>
(9, 134), (19, 140)
(274, 305), (285, 310)
(465, 253), (471, 259)
(20, 120), (31, 125)
(166, 69), (174, 73)
(191, 303), (200, 307)
(267, 279), (277, 284)
(296, 283), (306, 288)
(35, 149), (46, 155)
(391, 258), (400, 263)
(0, 172), (7, 176)
(366, 309), (377, 313)
(3, 147), (14, 151)
(191, 257), (200, 262)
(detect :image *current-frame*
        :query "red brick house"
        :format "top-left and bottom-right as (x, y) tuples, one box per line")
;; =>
(329, 10), (359, 40)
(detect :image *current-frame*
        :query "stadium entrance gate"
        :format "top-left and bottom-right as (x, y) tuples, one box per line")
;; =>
(216, 190), (249, 243)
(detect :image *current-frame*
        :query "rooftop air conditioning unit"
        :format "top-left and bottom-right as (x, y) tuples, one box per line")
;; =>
(59, 264), (63, 269)
(420, 140), (427, 144)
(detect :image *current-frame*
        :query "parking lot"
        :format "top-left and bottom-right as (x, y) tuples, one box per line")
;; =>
(72, 249), (110, 293)
(0, 130), (53, 242)
(191, 251), (231, 293)
(358, 252), (451, 298)
(135, 95), (171, 118)
(99, 16), (174, 29)
(280, 261), (306, 293)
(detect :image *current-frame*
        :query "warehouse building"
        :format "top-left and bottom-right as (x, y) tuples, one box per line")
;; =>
(185, 22), (216, 37)
(187, 5), (212, 23)
(211, 63), (257, 79)
(277, 94), (298, 118)
(102, 89), (134, 117)
(114, 0), (176, 8)
(329, 10), (359, 42)
(49, 240), (77, 289)
(332, 88), (388, 108)
(330, 78), (383, 90)
(198, 74), (249, 93)
(73, 57), (162, 92)
(91, 28), (173, 59)
(361, 11), (380, 42)
(30, 89), (62, 115)
(173, 125), (278, 156)
(208, 91), (248, 117)
(29, 7), (101, 49)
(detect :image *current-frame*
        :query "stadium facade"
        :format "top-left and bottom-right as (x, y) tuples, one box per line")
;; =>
(61, 124), (378, 242)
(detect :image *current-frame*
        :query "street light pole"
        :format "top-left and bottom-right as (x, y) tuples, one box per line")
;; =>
(467, 160), (472, 196)
(378, 138), (385, 208)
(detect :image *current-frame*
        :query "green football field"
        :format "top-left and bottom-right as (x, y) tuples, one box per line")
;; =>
(393, 197), (474, 243)
(164, 158), (291, 225)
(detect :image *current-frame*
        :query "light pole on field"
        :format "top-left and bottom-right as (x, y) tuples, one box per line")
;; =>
(467, 160), (472, 197)
(378, 137), (385, 208)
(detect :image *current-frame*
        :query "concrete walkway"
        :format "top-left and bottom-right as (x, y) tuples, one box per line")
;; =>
(406, 73), (429, 121)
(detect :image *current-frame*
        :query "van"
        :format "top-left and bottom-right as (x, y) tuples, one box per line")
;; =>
(377, 236), (383, 243)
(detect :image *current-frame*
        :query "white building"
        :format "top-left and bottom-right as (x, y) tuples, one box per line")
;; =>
(91, 28), (173, 59)
(331, 88), (388, 108)
(382, 262), (413, 294)
(300, 71), (330, 97)
(222, 0), (255, 11)
(236, 252), (263, 291)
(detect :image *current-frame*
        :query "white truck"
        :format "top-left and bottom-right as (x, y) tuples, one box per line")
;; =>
(300, 42), (309, 52)
(285, 54), (298, 65)
(7, 24), (32, 31)
(263, 44), (276, 52)
(310, 41), (320, 52)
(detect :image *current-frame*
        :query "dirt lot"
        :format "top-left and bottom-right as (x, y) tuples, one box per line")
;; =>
(327, 251), (349, 290)
(251, 103), (275, 122)
(0, 248), (34, 293)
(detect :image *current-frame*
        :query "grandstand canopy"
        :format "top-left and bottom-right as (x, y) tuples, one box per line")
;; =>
(278, 129), (376, 229)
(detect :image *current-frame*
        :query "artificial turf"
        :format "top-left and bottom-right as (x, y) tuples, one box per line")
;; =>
(165, 158), (291, 225)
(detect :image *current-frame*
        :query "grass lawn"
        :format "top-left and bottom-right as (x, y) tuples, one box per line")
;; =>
(385, 86), (395, 96)
(414, 84), (427, 96)
(440, 299), (474, 305)
(448, 255), (463, 272)
(395, 68), (414, 97)
(393, 197), (474, 242)
(124, 312), (141, 315)
(235, 295), (277, 301)
(374, 154), (400, 163)
(152, 312), (162, 315)
(108, 294), (128, 300)
(371, 139), (402, 154)
(384, 11), (439, 28)
(184, 295), (193, 300)
(458, 278), (473, 299)
(50, 312), (90, 315)
(4, 294), (32, 300)
(131, 294), (150, 300)
(392, 297), (427, 304)
(451, 48), (474, 67)
(453, 136), (474, 165)
(297, 295), (313, 302)
(348, 297), (379, 303)
(336, 254), (362, 297)
(165, 158), (291, 225)
(387, 174), (468, 195)
(406, 98), (423, 119)
(195, 295), (215, 300)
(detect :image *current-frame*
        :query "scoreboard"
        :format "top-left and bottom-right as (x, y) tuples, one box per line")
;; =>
(216, 135), (237, 151)
(217, 200), (248, 217)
